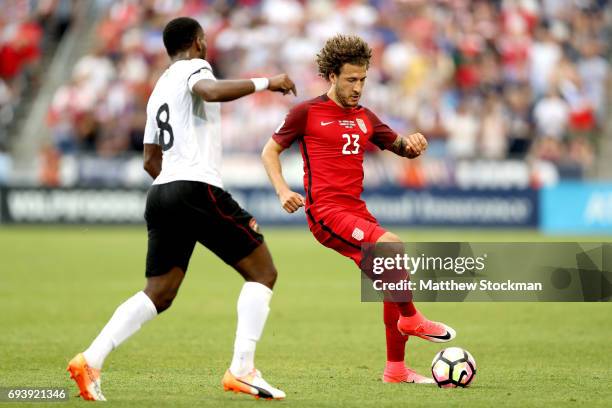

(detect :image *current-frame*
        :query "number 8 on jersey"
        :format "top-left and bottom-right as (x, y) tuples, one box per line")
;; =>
(156, 103), (174, 151)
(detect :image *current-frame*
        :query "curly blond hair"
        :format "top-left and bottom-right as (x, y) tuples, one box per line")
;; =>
(316, 34), (372, 80)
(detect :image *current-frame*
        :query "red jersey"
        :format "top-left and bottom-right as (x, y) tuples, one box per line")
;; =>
(272, 94), (398, 223)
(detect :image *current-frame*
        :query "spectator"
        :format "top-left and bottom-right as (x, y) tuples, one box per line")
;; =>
(480, 93), (509, 159)
(43, 0), (609, 187)
(529, 25), (562, 97)
(445, 98), (479, 159)
(533, 87), (569, 140)
(0, 0), (75, 154)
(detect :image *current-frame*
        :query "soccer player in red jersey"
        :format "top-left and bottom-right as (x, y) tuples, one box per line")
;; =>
(262, 34), (456, 384)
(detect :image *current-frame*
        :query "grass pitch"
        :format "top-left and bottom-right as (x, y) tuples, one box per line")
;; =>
(1, 227), (611, 407)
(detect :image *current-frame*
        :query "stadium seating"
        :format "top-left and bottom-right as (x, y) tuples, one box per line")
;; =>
(10, 0), (612, 187)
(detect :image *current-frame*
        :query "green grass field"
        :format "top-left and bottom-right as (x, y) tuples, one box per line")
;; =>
(1, 227), (611, 407)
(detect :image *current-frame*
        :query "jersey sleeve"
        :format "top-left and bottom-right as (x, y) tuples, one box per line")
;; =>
(187, 59), (215, 92)
(272, 102), (310, 148)
(143, 110), (158, 145)
(365, 109), (399, 150)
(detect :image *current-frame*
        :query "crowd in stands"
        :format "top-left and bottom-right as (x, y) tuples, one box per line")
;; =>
(45, 0), (610, 186)
(0, 0), (74, 182)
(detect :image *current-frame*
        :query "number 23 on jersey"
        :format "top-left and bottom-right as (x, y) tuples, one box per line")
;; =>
(342, 133), (360, 155)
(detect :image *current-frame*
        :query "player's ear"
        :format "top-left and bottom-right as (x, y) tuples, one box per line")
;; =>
(195, 29), (206, 54)
(329, 72), (337, 85)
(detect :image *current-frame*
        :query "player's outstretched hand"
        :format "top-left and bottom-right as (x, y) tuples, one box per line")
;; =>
(279, 189), (304, 213)
(404, 132), (428, 158)
(268, 74), (297, 96)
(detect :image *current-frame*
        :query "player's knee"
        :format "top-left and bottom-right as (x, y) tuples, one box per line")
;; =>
(377, 232), (402, 243)
(374, 232), (404, 262)
(144, 268), (185, 313)
(152, 293), (176, 313)
(145, 286), (178, 313)
(155, 294), (176, 313)
(253, 265), (277, 289)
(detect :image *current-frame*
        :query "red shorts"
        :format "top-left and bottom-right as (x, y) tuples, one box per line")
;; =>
(307, 208), (387, 267)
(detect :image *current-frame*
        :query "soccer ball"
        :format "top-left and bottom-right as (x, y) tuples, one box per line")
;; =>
(431, 347), (476, 388)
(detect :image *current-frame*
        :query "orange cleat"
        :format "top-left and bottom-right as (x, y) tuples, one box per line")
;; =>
(222, 369), (285, 400)
(66, 353), (106, 401)
(397, 311), (456, 343)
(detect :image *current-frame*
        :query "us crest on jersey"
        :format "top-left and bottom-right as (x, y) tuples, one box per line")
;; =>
(352, 227), (364, 241)
(356, 118), (367, 133)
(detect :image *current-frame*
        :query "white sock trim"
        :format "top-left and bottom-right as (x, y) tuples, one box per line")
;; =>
(243, 281), (273, 299)
(137, 291), (158, 318)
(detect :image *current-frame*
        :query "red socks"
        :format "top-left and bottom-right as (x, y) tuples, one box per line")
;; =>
(383, 301), (409, 362)
(395, 301), (417, 317)
(383, 360), (408, 382)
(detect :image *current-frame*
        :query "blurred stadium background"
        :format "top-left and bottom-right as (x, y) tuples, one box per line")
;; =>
(0, 0), (610, 234)
(1, 2), (611, 405)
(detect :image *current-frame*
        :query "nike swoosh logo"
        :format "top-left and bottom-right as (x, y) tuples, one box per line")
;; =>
(236, 379), (274, 399)
(320, 121), (334, 126)
(425, 331), (452, 340)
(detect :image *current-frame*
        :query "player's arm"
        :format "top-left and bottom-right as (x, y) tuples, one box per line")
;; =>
(261, 138), (304, 213)
(192, 74), (297, 103)
(388, 133), (428, 159)
(366, 109), (428, 159)
(143, 143), (162, 179)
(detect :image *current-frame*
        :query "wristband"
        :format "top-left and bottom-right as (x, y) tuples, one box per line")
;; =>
(251, 77), (269, 92)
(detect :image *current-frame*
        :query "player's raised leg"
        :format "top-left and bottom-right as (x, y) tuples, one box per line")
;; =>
(67, 267), (187, 400)
(221, 243), (285, 400)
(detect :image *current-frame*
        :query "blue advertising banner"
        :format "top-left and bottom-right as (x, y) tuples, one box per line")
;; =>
(0, 186), (538, 227)
(541, 182), (612, 234)
(230, 188), (538, 228)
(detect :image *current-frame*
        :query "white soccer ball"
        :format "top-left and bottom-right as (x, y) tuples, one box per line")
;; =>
(431, 347), (477, 388)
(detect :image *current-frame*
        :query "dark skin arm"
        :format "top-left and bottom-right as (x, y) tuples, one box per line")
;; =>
(192, 74), (296, 102)
(143, 75), (296, 178)
(143, 143), (162, 179)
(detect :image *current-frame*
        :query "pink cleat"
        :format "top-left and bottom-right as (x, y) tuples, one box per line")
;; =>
(383, 365), (435, 384)
(397, 311), (456, 343)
